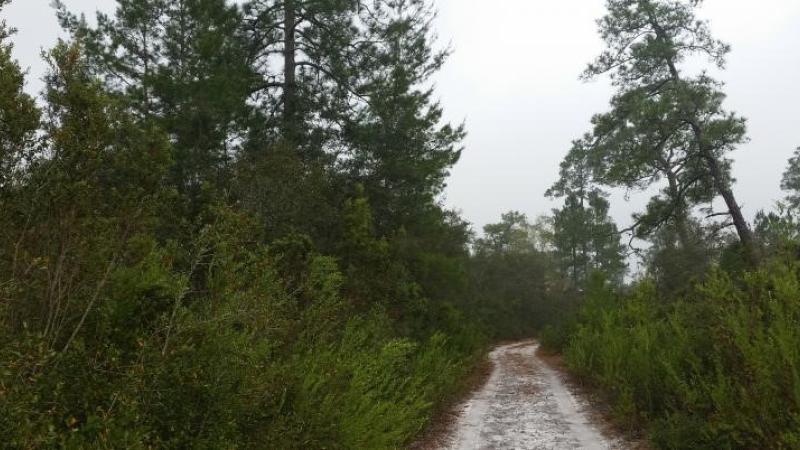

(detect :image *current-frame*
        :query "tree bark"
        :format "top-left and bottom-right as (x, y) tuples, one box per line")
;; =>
(283, 0), (298, 145)
(647, 10), (758, 265)
(665, 168), (691, 249)
(694, 128), (758, 263)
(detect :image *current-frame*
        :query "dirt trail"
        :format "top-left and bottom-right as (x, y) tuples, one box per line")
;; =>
(440, 341), (625, 450)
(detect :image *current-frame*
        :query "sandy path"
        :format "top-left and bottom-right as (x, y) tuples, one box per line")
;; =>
(441, 341), (624, 450)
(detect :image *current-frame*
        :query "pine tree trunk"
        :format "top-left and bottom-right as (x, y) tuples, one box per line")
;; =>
(648, 12), (758, 265)
(698, 138), (758, 263)
(283, 0), (297, 145)
(665, 168), (691, 249)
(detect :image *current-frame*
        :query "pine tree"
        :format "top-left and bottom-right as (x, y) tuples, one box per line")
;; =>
(474, 212), (535, 256)
(56, 0), (255, 218)
(547, 140), (626, 286)
(781, 147), (800, 210)
(243, 0), (368, 156)
(578, 0), (757, 264)
(54, 0), (167, 116)
(343, 0), (464, 235)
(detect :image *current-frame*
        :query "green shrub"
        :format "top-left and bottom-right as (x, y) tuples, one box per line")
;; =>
(563, 262), (800, 449)
(0, 217), (485, 449)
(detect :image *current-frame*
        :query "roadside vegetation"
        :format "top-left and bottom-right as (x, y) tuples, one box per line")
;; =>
(1, 0), (797, 449)
(539, 1), (800, 449)
(1, 0), (563, 447)
(0, 0), (492, 447)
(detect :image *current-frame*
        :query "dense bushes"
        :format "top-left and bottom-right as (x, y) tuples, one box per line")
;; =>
(0, 208), (486, 449)
(0, 0), (494, 447)
(557, 265), (800, 449)
(0, 45), (485, 445)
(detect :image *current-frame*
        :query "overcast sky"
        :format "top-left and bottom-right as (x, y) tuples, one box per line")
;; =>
(4, 0), (800, 235)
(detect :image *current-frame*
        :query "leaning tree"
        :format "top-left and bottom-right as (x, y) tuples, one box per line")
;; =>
(559, 0), (757, 264)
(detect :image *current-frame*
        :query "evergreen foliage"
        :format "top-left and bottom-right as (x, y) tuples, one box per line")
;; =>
(1, 0), (798, 448)
(469, 212), (563, 339)
(542, 4), (800, 449)
(555, 0), (757, 265)
(547, 140), (627, 287)
(0, 0), (484, 447)
(559, 264), (800, 449)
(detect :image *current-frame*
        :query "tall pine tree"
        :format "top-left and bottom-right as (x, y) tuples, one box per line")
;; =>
(574, 0), (757, 264)
(547, 139), (626, 286)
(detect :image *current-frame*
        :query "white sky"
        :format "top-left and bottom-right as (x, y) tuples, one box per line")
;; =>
(4, 0), (800, 235)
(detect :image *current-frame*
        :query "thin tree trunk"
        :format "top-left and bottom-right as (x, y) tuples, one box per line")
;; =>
(61, 258), (116, 354)
(647, 11), (757, 265)
(665, 168), (691, 249)
(283, 0), (298, 145)
(695, 131), (757, 261)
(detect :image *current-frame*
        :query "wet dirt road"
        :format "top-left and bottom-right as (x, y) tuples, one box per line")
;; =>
(441, 341), (626, 450)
